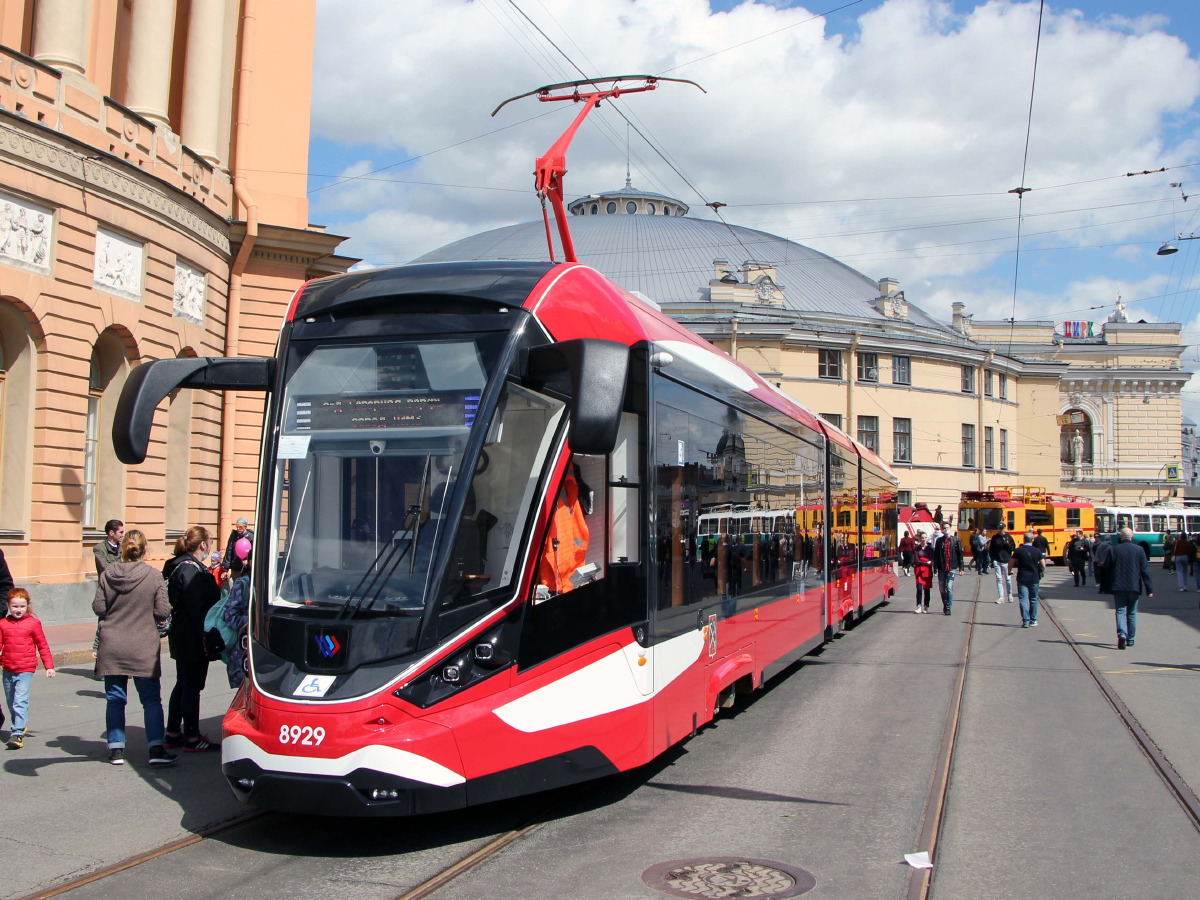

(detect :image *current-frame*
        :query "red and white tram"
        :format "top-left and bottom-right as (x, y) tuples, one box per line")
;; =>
(111, 78), (898, 817)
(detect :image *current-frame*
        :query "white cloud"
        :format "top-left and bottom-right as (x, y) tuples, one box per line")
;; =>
(310, 0), (1200, 288)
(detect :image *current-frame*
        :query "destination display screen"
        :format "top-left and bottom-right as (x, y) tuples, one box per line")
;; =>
(291, 391), (481, 431)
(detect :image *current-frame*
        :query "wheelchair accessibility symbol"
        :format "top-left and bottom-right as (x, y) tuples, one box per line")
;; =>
(293, 675), (336, 698)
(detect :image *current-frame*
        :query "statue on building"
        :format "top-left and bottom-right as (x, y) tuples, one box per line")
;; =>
(1071, 430), (1085, 478)
(1107, 293), (1128, 324)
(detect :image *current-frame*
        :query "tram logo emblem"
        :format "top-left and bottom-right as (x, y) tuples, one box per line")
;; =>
(314, 634), (341, 659)
(707, 615), (718, 658)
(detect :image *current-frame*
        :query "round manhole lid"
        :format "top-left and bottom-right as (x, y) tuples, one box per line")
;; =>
(641, 857), (816, 899)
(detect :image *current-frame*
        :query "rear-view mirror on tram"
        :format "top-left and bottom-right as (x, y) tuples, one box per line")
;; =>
(523, 338), (630, 456)
(112, 356), (275, 465)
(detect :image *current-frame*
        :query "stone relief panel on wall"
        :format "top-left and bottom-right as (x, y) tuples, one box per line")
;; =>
(93, 228), (144, 301)
(173, 261), (205, 325)
(0, 192), (52, 274)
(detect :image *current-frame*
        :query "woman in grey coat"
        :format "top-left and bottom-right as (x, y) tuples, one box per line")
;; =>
(93, 530), (175, 767)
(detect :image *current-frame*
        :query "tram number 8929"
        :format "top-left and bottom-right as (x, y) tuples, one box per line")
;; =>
(279, 725), (327, 746)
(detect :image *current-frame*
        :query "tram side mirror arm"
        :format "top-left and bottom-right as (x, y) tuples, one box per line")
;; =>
(113, 357), (275, 465)
(524, 339), (629, 455)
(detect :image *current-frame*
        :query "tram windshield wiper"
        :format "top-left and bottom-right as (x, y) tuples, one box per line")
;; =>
(339, 453), (431, 618)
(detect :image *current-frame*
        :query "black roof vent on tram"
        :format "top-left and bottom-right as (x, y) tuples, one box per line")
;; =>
(296, 260), (558, 320)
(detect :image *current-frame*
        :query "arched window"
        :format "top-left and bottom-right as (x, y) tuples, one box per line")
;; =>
(0, 301), (35, 536)
(606, 201), (616, 214)
(1060, 409), (1093, 465)
(626, 201), (637, 214)
(590, 204), (598, 215)
(663, 205), (671, 215)
(83, 330), (131, 531)
(647, 202), (656, 214)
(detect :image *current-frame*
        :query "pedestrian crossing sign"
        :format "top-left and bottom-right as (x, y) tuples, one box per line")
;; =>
(1167, 464), (1181, 482)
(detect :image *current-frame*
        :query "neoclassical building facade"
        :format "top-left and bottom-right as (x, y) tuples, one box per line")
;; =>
(971, 305), (1192, 506)
(0, 0), (351, 612)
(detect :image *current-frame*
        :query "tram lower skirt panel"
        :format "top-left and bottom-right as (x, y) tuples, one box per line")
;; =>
(222, 746), (618, 817)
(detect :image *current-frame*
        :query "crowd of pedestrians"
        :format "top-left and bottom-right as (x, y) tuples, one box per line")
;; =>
(0, 515), (254, 763)
(910, 521), (1155, 649)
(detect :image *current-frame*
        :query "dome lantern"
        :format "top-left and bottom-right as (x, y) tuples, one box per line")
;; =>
(568, 186), (688, 217)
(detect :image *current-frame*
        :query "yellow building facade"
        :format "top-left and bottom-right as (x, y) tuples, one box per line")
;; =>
(0, 0), (352, 616)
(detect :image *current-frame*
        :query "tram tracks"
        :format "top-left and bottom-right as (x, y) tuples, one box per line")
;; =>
(1039, 595), (1200, 832)
(905, 576), (980, 900)
(13, 810), (273, 900)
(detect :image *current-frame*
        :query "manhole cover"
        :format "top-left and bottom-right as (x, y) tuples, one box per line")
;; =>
(641, 857), (816, 899)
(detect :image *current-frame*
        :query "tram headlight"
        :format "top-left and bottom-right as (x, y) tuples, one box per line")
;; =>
(393, 614), (520, 708)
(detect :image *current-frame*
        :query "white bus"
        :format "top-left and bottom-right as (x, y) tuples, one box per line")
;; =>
(1094, 505), (1199, 558)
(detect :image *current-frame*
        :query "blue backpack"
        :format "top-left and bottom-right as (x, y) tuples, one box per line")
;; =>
(202, 578), (243, 662)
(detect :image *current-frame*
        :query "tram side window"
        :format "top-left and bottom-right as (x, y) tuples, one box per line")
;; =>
(1117, 514), (1132, 530)
(1188, 515), (1200, 533)
(1134, 515), (1150, 532)
(1152, 515), (1166, 533)
(1007, 511), (1016, 531)
(1170, 515), (1184, 532)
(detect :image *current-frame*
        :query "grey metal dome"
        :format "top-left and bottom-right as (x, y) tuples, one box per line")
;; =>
(413, 194), (951, 332)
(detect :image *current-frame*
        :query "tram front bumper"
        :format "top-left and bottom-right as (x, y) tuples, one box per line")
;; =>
(223, 756), (468, 817)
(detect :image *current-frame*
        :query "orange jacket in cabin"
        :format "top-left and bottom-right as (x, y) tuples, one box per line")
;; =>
(538, 468), (590, 593)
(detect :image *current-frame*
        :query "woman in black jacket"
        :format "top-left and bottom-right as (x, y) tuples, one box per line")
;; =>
(163, 526), (221, 752)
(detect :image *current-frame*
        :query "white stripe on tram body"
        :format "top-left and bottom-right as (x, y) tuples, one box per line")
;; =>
(494, 630), (706, 734)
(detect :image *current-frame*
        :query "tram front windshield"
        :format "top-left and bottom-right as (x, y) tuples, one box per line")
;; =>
(268, 334), (564, 622)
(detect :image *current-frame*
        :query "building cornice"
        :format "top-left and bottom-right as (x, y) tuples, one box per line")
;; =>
(0, 111), (231, 255)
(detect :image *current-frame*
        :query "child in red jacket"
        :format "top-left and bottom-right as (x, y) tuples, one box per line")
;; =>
(0, 588), (54, 749)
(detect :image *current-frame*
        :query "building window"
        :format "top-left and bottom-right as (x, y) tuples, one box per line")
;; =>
(999, 372), (1008, 400)
(984, 369), (993, 397)
(857, 415), (878, 453)
(857, 352), (879, 383)
(1000, 428), (1009, 470)
(898, 490), (912, 507)
(1060, 409), (1093, 465)
(984, 426), (994, 470)
(647, 202), (656, 214)
(893, 417), (912, 463)
(626, 201), (637, 214)
(606, 202), (617, 214)
(663, 205), (671, 215)
(961, 365), (974, 394)
(893, 355), (911, 385)
(818, 349), (842, 380)
(962, 423), (975, 467)
(590, 204), (598, 215)
(821, 413), (842, 429)
(83, 396), (99, 528)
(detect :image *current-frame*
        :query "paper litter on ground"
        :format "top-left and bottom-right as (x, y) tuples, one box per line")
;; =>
(904, 851), (934, 869)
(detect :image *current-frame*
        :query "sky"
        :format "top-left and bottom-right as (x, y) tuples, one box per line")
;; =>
(306, 0), (1200, 414)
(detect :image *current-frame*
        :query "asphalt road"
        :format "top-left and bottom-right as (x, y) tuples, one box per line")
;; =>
(6, 566), (1200, 900)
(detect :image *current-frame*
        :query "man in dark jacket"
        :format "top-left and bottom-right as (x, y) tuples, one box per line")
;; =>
(1110, 527), (1154, 650)
(1032, 529), (1050, 556)
(1067, 531), (1091, 587)
(93, 519), (123, 576)
(989, 523), (1017, 604)
(221, 517), (254, 570)
(933, 523), (964, 616)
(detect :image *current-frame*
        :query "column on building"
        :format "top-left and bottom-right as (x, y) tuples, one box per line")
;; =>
(124, 0), (177, 127)
(32, 0), (90, 75)
(180, 0), (226, 164)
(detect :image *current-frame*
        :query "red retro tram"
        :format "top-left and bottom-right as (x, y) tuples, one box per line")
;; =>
(111, 78), (898, 816)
